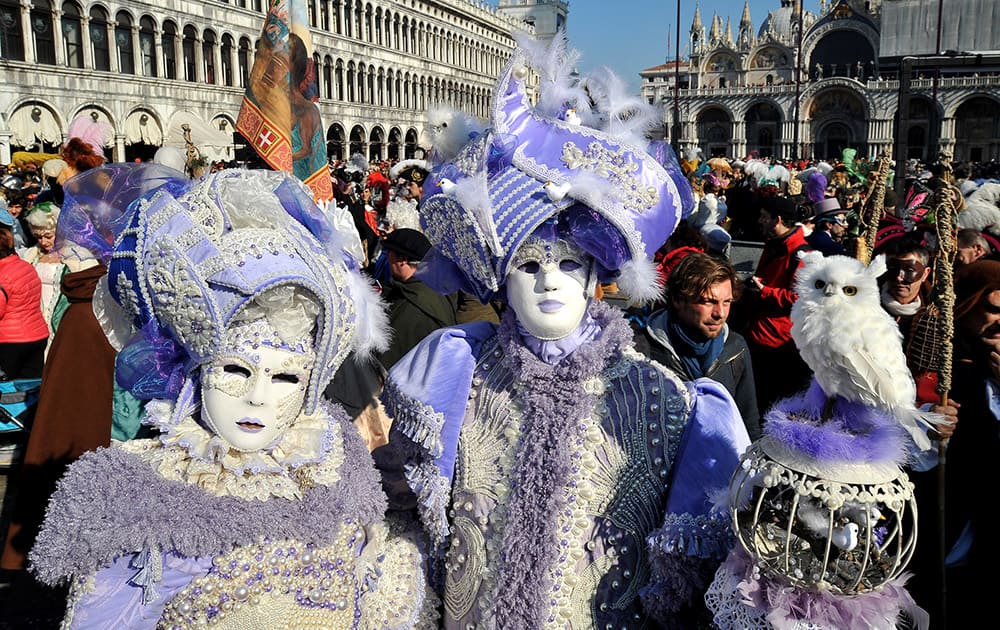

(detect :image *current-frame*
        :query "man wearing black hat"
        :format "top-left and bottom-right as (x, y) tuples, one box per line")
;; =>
(378, 228), (458, 369)
(806, 197), (847, 256)
(743, 196), (813, 414)
(390, 160), (429, 206)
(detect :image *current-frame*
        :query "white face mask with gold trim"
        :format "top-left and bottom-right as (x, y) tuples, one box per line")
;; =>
(505, 237), (594, 341)
(200, 318), (315, 453)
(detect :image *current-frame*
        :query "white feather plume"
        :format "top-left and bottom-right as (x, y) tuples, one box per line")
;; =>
(796, 166), (819, 182)
(578, 65), (660, 147)
(957, 201), (1000, 236)
(514, 30), (588, 120)
(682, 146), (703, 162)
(615, 256), (663, 306)
(342, 269), (391, 358)
(425, 105), (487, 165)
(816, 161), (834, 177)
(766, 164), (791, 183)
(345, 153), (368, 174)
(743, 160), (769, 182)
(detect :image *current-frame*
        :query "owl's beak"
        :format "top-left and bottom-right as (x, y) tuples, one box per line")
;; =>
(824, 286), (836, 297)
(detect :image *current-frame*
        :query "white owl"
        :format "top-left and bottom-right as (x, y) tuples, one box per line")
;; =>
(790, 251), (945, 450)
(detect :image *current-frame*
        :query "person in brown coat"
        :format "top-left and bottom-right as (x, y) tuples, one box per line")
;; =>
(1, 263), (114, 573)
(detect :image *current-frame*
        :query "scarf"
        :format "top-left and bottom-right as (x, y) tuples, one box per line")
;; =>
(666, 315), (725, 378)
(880, 284), (922, 317)
(516, 314), (601, 364)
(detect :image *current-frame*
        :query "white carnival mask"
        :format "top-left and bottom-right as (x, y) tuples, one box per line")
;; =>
(506, 237), (594, 341)
(200, 319), (315, 452)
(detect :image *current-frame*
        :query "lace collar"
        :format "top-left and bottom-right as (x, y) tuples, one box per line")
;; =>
(120, 399), (343, 501)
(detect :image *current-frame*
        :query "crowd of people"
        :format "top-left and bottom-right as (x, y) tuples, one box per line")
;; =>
(0, 38), (998, 629)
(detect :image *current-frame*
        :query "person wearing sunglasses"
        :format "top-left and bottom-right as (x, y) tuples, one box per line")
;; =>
(806, 197), (848, 256)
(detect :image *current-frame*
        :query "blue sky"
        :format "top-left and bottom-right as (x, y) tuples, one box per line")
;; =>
(566, 1), (824, 91)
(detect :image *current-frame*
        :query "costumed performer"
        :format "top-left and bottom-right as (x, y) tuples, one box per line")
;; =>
(376, 34), (751, 628)
(29, 167), (435, 629)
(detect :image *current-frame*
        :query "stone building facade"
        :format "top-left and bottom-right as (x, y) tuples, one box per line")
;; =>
(640, 0), (1000, 162)
(0, 0), (566, 165)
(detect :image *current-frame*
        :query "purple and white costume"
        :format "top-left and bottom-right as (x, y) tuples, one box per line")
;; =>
(29, 168), (433, 629)
(378, 36), (751, 628)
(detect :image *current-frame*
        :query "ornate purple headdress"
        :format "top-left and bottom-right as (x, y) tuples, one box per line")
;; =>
(58, 165), (387, 417)
(417, 33), (690, 305)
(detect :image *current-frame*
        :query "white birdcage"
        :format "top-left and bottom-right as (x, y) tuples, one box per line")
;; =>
(729, 436), (918, 596)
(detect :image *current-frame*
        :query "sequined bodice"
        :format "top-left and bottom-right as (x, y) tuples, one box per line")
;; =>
(444, 338), (691, 629)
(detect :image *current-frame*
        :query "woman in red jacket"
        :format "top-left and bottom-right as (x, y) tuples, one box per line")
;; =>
(0, 206), (49, 379)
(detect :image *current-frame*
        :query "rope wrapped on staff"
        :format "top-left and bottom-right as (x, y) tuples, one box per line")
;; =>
(903, 151), (961, 629)
(854, 150), (893, 264)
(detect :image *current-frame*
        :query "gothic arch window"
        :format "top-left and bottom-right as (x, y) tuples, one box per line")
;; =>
(349, 124), (365, 156)
(403, 73), (410, 109)
(0, 0), (25, 61)
(368, 126), (383, 161)
(115, 11), (134, 73)
(377, 67), (384, 106)
(343, 0), (351, 37)
(319, 0), (329, 32)
(367, 63), (375, 104)
(90, 6), (111, 71)
(306, 0), (316, 28)
(374, 7), (382, 45)
(346, 61), (355, 102)
(955, 96), (1000, 162)
(182, 25), (197, 81)
(161, 21), (177, 79)
(139, 16), (157, 77)
(203, 29), (218, 84)
(357, 62), (366, 103)
(322, 55), (332, 99)
(404, 128), (418, 159)
(327, 122), (345, 160)
(333, 0), (343, 35)
(61, 2), (84, 68)
(364, 3), (372, 43)
(221, 33), (234, 86)
(388, 127), (401, 160)
(32, 0), (56, 65)
(335, 58), (344, 100)
(238, 36), (251, 87)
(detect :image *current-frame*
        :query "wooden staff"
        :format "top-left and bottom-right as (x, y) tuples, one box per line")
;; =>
(928, 163), (959, 628)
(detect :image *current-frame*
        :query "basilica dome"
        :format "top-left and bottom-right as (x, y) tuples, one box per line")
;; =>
(757, 1), (816, 41)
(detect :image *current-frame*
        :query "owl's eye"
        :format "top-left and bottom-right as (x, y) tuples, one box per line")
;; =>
(843, 286), (858, 296)
(814, 279), (826, 289)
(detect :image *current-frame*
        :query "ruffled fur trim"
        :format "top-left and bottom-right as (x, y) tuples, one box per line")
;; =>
(30, 408), (386, 585)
